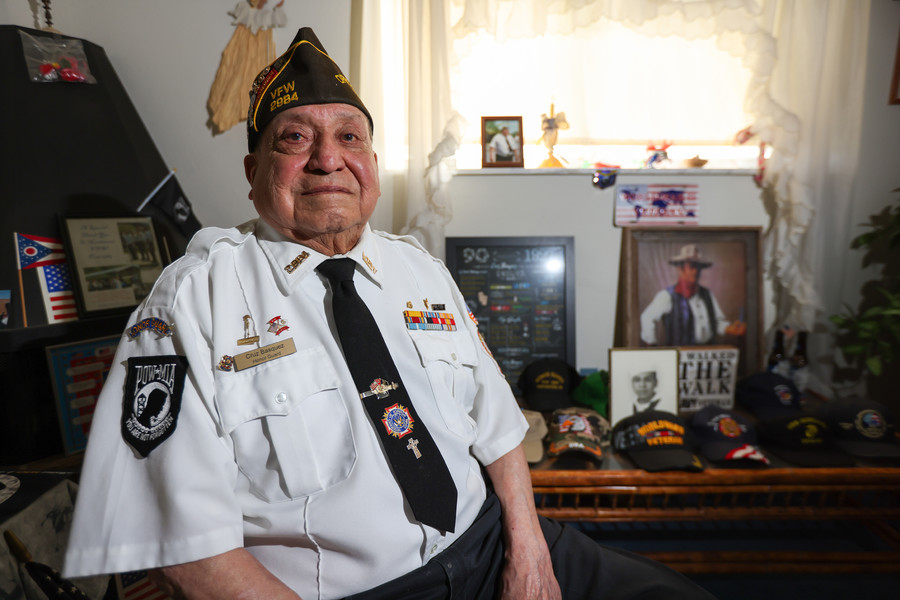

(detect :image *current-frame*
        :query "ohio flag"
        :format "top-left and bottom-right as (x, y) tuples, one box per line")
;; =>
(14, 232), (78, 323)
(15, 232), (66, 269)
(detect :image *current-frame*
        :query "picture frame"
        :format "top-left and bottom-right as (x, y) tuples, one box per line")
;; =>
(61, 216), (165, 317)
(45, 334), (121, 454)
(609, 347), (679, 427)
(481, 116), (524, 168)
(891, 23), (900, 105)
(445, 236), (575, 394)
(618, 227), (763, 377)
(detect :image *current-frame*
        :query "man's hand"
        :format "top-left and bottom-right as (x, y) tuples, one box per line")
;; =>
(485, 446), (562, 600)
(725, 320), (747, 336)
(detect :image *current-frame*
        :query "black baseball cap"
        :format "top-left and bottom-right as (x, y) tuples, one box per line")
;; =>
(612, 410), (703, 472)
(517, 358), (582, 412)
(690, 406), (770, 466)
(736, 371), (803, 420)
(246, 27), (373, 152)
(820, 397), (900, 458)
(756, 414), (854, 467)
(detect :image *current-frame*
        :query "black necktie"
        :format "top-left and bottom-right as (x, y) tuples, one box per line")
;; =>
(317, 258), (457, 532)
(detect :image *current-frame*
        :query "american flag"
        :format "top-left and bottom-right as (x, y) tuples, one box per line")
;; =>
(615, 184), (700, 227)
(14, 232), (66, 269)
(116, 570), (172, 600)
(37, 262), (79, 322)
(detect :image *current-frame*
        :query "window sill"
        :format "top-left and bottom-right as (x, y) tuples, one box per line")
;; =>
(453, 167), (756, 177)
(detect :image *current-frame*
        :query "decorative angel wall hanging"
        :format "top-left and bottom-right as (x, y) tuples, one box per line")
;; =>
(207, 0), (286, 135)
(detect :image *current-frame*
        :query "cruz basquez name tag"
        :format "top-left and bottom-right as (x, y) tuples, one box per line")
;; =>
(233, 338), (297, 371)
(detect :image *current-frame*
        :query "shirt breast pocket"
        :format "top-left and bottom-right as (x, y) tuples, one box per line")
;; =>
(407, 331), (478, 440)
(215, 346), (355, 502)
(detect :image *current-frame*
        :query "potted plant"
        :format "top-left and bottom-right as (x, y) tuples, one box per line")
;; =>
(830, 189), (900, 410)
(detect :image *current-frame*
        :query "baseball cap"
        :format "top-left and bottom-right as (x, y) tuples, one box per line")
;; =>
(611, 410), (703, 472)
(246, 27), (373, 152)
(547, 407), (609, 460)
(756, 414), (854, 467)
(521, 409), (549, 464)
(689, 406), (770, 466)
(736, 371), (803, 420)
(820, 397), (900, 458)
(517, 358), (581, 412)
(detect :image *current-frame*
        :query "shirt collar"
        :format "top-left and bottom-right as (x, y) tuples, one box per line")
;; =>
(255, 219), (384, 292)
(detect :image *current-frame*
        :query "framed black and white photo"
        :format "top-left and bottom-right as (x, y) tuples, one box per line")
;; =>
(481, 116), (524, 168)
(61, 216), (165, 316)
(609, 347), (679, 428)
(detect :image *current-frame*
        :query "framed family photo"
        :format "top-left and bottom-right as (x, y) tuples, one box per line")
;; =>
(618, 227), (763, 377)
(481, 116), (524, 168)
(609, 347), (679, 427)
(61, 216), (165, 317)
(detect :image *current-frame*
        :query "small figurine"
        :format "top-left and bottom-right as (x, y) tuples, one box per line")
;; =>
(644, 141), (672, 169)
(538, 104), (569, 168)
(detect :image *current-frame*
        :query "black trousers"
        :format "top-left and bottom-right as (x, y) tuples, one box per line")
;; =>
(344, 494), (717, 600)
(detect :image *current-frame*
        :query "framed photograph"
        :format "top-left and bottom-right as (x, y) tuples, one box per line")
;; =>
(445, 236), (575, 394)
(482, 116), (524, 168)
(618, 227), (763, 377)
(61, 216), (165, 316)
(46, 334), (121, 454)
(609, 347), (679, 427)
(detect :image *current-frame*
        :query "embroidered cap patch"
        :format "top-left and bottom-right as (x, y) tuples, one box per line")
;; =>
(122, 355), (188, 457)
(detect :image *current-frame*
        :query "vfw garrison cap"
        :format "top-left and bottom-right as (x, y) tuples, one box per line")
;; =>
(246, 27), (373, 152)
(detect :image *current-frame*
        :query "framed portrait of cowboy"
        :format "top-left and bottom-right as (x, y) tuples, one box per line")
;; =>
(481, 116), (524, 168)
(617, 227), (763, 377)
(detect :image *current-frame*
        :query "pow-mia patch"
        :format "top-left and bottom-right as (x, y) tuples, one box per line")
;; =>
(122, 355), (188, 457)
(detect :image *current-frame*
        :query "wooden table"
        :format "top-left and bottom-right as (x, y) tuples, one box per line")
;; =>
(530, 456), (900, 574)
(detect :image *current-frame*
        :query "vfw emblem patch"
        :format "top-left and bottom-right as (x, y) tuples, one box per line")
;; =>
(122, 355), (188, 457)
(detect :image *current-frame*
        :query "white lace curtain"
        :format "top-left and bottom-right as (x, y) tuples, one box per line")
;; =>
(355, 0), (871, 391)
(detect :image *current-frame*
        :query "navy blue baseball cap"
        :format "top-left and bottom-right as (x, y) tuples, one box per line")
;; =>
(736, 372), (803, 420)
(820, 397), (900, 458)
(756, 414), (854, 467)
(690, 406), (770, 466)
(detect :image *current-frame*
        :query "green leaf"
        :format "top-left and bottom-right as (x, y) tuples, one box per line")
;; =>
(866, 356), (883, 376)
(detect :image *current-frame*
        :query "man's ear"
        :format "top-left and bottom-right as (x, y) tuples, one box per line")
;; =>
(243, 154), (258, 186)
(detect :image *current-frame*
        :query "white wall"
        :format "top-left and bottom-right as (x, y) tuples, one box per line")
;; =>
(446, 170), (768, 372)
(0, 0), (354, 230)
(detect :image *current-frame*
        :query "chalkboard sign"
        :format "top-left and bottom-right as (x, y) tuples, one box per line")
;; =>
(445, 236), (576, 394)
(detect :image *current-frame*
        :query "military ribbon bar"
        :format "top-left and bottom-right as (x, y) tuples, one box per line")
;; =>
(403, 310), (457, 331)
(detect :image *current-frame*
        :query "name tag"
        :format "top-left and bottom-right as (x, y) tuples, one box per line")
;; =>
(233, 339), (297, 371)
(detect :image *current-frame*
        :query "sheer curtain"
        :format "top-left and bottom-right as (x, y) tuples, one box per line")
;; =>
(356, 0), (870, 391)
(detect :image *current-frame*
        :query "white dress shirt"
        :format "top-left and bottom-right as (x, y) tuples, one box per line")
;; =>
(64, 220), (527, 600)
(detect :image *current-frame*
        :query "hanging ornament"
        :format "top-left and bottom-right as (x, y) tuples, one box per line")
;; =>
(207, 0), (287, 135)
(40, 0), (61, 33)
(538, 104), (569, 168)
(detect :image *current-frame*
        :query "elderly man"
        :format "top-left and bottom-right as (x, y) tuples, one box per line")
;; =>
(640, 244), (746, 347)
(64, 27), (714, 600)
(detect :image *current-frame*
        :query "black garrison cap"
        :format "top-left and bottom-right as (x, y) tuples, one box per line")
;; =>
(246, 27), (373, 152)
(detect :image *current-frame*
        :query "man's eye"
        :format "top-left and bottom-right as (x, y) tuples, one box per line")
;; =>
(341, 133), (358, 142)
(282, 131), (303, 142)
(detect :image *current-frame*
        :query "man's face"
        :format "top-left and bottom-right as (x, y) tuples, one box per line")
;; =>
(243, 104), (379, 248)
(676, 261), (701, 285)
(632, 371), (658, 403)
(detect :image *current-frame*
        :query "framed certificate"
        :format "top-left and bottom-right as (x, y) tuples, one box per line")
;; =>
(61, 216), (165, 316)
